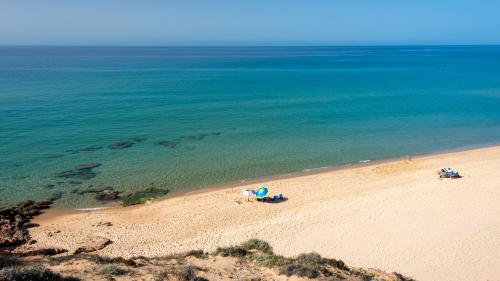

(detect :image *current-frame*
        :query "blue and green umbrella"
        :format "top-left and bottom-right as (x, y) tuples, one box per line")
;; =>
(256, 186), (268, 198)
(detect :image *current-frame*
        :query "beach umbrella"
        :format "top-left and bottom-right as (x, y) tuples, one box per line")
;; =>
(255, 186), (268, 198)
(242, 189), (255, 201)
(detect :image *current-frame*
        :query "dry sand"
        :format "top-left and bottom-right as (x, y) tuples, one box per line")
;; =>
(31, 146), (500, 281)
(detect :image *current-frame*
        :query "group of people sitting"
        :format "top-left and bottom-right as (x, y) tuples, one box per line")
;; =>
(438, 167), (461, 178)
(257, 193), (285, 203)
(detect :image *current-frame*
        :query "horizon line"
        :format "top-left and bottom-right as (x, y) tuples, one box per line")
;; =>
(1, 43), (500, 48)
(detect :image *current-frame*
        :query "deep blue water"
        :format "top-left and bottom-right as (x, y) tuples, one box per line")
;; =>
(1, 46), (500, 207)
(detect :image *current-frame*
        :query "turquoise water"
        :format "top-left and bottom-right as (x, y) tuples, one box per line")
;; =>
(1, 46), (500, 207)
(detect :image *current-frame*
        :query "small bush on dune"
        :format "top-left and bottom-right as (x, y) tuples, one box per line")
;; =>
(175, 266), (196, 281)
(0, 266), (80, 281)
(280, 263), (319, 279)
(0, 253), (21, 268)
(215, 246), (248, 257)
(325, 258), (349, 271)
(255, 254), (288, 268)
(295, 252), (325, 270)
(184, 250), (207, 259)
(154, 265), (208, 281)
(99, 264), (128, 276)
(106, 256), (138, 267)
(71, 254), (138, 267)
(275, 252), (327, 279)
(49, 254), (139, 268)
(241, 239), (273, 254)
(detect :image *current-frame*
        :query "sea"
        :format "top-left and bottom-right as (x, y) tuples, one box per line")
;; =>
(1, 46), (500, 207)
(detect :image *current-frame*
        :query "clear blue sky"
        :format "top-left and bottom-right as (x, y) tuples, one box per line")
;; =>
(1, 0), (499, 46)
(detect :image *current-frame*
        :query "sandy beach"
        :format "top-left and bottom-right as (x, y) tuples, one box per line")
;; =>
(30, 146), (500, 281)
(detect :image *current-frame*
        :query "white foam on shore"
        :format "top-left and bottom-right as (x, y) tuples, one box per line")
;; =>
(302, 166), (330, 172)
(359, 159), (371, 163)
(75, 207), (110, 212)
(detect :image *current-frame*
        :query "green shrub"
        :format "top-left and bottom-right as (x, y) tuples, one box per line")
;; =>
(185, 250), (207, 259)
(295, 252), (325, 270)
(280, 263), (319, 279)
(175, 266), (196, 281)
(255, 254), (288, 268)
(275, 252), (326, 279)
(99, 264), (128, 276)
(154, 266), (207, 281)
(215, 246), (248, 257)
(241, 239), (272, 253)
(0, 253), (21, 268)
(59, 254), (137, 267)
(0, 266), (79, 281)
(325, 258), (349, 271)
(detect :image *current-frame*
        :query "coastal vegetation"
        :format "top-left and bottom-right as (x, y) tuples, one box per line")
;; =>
(0, 239), (414, 281)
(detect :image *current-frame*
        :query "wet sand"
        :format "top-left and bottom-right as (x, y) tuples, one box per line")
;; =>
(32, 146), (500, 281)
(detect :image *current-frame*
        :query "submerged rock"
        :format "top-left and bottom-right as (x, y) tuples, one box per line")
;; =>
(46, 154), (65, 159)
(52, 170), (96, 180)
(180, 135), (197, 140)
(52, 163), (101, 180)
(120, 187), (170, 207)
(79, 145), (102, 152)
(49, 191), (64, 202)
(74, 186), (113, 195)
(94, 190), (121, 202)
(131, 137), (147, 143)
(109, 141), (134, 150)
(108, 137), (148, 150)
(75, 163), (101, 171)
(154, 140), (180, 148)
(43, 184), (55, 189)
(66, 145), (102, 154)
(68, 180), (82, 185)
(195, 133), (209, 140)
(181, 132), (221, 141)
(52, 170), (77, 178)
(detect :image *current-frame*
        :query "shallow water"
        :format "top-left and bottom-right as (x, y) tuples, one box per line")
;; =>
(1, 46), (500, 207)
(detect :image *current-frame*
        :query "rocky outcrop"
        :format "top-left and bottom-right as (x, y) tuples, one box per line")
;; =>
(0, 200), (51, 248)
(20, 247), (68, 256)
(73, 236), (112, 254)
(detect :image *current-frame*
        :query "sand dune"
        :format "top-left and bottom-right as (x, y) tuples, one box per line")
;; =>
(32, 146), (500, 281)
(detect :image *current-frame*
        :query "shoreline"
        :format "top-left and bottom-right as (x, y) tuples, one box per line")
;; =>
(39, 141), (500, 215)
(29, 143), (500, 281)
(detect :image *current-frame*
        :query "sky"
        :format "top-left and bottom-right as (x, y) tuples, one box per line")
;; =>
(0, 0), (499, 46)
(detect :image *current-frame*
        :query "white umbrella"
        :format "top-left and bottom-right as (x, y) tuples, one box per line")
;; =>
(242, 189), (255, 201)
